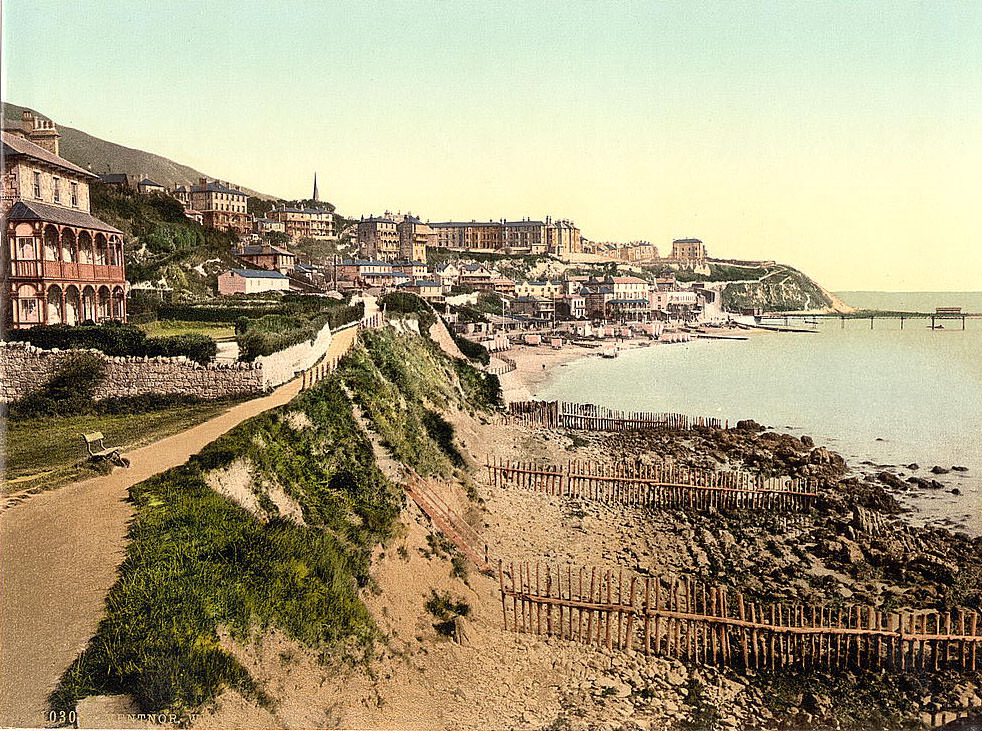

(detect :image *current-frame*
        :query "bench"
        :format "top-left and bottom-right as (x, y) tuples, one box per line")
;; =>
(82, 432), (130, 468)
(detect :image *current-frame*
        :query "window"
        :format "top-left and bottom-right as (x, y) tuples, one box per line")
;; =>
(33, 171), (41, 198)
(70, 182), (78, 207)
(53, 177), (60, 203)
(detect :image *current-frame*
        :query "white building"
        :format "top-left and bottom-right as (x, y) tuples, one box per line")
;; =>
(217, 268), (290, 295)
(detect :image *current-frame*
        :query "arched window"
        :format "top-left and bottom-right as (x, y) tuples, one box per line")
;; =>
(17, 284), (41, 324)
(81, 285), (96, 323)
(78, 231), (93, 264)
(46, 285), (64, 324)
(65, 286), (81, 325)
(95, 233), (109, 266)
(43, 225), (59, 261)
(61, 228), (77, 262)
(97, 286), (111, 321)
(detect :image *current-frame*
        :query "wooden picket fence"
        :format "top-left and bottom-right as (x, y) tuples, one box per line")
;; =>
(498, 561), (982, 672)
(486, 457), (817, 511)
(403, 472), (492, 575)
(300, 315), (384, 390)
(486, 354), (518, 376)
(505, 400), (725, 431)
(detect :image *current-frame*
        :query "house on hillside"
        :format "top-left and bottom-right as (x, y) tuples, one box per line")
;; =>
(173, 178), (251, 236)
(234, 242), (296, 273)
(2, 128), (127, 329)
(137, 178), (165, 195)
(217, 268), (290, 295)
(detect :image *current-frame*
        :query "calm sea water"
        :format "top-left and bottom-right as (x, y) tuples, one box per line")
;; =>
(536, 292), (982, 535)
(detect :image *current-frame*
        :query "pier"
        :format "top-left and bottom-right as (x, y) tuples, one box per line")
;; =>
(757, 307), (979, 330)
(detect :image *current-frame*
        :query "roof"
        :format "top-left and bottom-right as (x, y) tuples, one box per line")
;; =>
(2, 132), (96, 178)
(504, 220), (545, 226)
(226, 269), (288, 279)
(138, 178), (164, 187)
(341, 258), (390, 266)
(673, 238), (703, 244)
(272, 206), (332, 215)
(360, 216), (396, 224)
(608, 298), (650, 304)
(391, 260), (427, 266)
(99, 173), (129, 184)
(612, 276), (648, 284)
(239, 244), (294, 257)
(5, 200), (123, 234)
(191, 181), (247, 196)
(413, 281), (441, 288)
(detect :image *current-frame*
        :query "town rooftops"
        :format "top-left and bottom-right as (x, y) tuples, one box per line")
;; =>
(391, 260), (427, 266)
(5, 200), (123, 234)
(607, 298), (650, 304)
(340, 258), (389, 266)
(227, 268), (288, 279)
(99, 173), (130, 185)
(138, 178), (164, 187)
(360, 216), (396, 224)
(611, 276), (648, 284)
(2, 131), (96, 178)
(673, 238), (703, 244)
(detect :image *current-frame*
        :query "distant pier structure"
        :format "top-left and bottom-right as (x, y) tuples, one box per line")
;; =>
(756, 305), (976, 330)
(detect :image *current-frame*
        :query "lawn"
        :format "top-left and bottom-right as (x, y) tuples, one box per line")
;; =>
(137, 319), (236, 341)
(2, 400), (246, 495)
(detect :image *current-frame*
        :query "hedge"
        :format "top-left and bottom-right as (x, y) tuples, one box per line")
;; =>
(235, 302), (364, 362)
(7, 323), (216, 365)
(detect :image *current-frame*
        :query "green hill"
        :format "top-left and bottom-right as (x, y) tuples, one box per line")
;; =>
(2, 102), (275, 198)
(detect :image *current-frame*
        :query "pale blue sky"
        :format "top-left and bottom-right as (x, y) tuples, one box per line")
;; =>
(3, 1), (981, 290)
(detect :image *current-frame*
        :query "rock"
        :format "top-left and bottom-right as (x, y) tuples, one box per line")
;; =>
(666, 667), (688, 686)
(951, 488), (962, 495)
(801, 435), (815, 448)
(952, 465), (969, 472)
(931, 466), (950, 475)
(878, 471), (906, 490)
(907, 463), (920, 470)
(810, 447), (834, 465)
(735, 419), (763, 432)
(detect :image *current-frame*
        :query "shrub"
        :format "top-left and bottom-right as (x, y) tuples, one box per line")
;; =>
(143, 334), (217, 364)
(235, 301), (364, 362)
(424, 590), (471, 637)
(449, 330), (490, 365)
(7, 323), (218, 364)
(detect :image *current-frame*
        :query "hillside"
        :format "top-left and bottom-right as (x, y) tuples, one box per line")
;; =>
(90, 182), (238, 298)
(2, 102), (274, 198)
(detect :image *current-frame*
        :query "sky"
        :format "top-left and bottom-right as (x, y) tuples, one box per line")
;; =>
(2, 1), (981, 292)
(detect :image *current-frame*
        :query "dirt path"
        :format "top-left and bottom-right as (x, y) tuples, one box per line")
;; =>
(0, 377), (306, 728)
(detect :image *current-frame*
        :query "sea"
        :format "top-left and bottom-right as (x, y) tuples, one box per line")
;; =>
(535, 292), (982, 536)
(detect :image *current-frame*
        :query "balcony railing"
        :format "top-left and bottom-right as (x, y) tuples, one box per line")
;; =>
(10, 259), (125, 282)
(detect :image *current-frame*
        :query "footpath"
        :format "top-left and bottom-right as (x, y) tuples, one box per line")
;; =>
(0, 322), (365, 727)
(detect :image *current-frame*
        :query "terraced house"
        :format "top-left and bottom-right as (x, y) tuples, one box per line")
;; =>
(1, 127), (127, 329)
(174, 178), (251, 236)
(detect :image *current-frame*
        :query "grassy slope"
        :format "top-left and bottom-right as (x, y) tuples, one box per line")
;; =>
(3, 400), (245, 495)
(136, 320), (236, 341)
(51, 325), (500, 718)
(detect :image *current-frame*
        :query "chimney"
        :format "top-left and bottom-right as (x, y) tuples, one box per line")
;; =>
(21, 111), (33, 134)
(199, 177), (208, 189)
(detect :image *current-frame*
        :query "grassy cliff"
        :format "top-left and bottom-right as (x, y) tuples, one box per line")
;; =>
(51, 324), (500, 720)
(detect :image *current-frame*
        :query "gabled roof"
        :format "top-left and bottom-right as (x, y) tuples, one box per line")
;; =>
(138, 178), (164, 187)
(673, 238), (703, 244)
(5, 200), (123, 234)
(2, 132), (97, 178)
(227, 268), (288, 279)
(99, 173), (130, 184)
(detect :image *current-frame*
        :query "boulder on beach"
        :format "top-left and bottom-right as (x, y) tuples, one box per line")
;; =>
(930, 466), (950, 475)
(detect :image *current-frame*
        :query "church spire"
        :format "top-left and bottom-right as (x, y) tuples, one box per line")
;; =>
(312, 172), (319, 202)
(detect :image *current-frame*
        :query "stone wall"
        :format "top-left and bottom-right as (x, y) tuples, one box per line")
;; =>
(0, 317), (368, 403)
(0, 342), (264, 402)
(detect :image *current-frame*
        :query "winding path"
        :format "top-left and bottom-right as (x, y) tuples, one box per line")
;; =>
(0, 322), (372, 727)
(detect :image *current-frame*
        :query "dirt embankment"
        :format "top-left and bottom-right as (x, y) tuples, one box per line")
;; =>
(184, 393), (982, 731)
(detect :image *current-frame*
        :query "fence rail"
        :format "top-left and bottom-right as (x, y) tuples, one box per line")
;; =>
(505, 400), (725, 431)
(487, 457), (816, 511)
(498, 561), (982, 672)
(486, 354), (518, 376)
(404, 472), (491, 575)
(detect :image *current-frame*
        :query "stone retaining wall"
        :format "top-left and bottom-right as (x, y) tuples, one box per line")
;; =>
(0, 341), (265, 402)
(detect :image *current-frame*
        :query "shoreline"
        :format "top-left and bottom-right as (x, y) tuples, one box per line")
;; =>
(492, 329), (980, 538)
